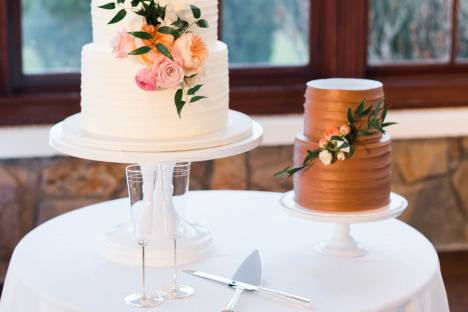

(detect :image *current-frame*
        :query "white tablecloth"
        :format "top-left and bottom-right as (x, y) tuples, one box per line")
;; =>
(0, 191), (449, 312)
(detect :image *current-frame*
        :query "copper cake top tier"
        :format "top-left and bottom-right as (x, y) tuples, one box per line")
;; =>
(304, 78), (384, 141)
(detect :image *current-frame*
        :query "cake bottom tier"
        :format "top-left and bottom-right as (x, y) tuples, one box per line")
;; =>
(293, 133), (392, 212)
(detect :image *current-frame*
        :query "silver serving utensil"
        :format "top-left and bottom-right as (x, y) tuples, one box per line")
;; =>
(221, 250), (263, 312)
(184, 269), (311, 304)
(185, 250), (311, 310)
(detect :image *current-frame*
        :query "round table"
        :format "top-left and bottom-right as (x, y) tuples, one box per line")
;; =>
(0, 191), (449, 312)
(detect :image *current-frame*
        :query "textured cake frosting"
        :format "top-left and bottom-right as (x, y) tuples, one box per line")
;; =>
(294, 78), (392, 211)
(80, 0), (229, 139)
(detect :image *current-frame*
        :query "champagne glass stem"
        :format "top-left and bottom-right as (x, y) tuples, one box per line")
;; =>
(172, 236), (178, 290)
(141, 244), (147, 299)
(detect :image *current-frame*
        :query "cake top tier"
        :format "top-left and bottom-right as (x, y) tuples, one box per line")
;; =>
(91, 0), (219, 49)
(306, 78), (383, 103)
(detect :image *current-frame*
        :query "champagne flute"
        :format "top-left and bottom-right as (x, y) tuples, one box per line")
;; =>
(125, 164), (164, 308)
(160, 162), (195, 299)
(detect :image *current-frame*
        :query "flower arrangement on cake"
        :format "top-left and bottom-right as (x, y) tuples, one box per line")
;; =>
(275, 99), (397, 177)
(99, 0), (210, 117)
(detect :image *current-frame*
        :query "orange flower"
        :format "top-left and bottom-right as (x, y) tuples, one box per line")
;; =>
(324, 127), (340, 141)
(172, 33), (208, 73)
(138, 24), (175, 66)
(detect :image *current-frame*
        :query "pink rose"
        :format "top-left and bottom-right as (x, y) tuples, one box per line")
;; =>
(340, 125), (351, 136)
(112, 28), (134, 58)
(152, 57), (184, 89)
(172, 33), (208, 73)
(135, 68), (157, 91)
(324, 127), (340, 141)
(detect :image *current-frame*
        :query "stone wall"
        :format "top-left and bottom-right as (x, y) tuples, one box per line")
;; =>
(1, 137), (468, 282)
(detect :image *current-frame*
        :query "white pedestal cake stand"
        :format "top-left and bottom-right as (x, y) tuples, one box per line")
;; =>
(281, 191), (408, 257)
(49, 110), (263, 266)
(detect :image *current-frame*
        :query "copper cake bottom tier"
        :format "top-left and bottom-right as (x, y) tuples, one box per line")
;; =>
(293, 133), (392, 212)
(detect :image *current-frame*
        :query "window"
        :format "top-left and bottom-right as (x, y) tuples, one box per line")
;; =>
(458, 0), (468, 60)
(22, 0), (91, 74)
(368, 0), (452, 64)
(223, 0), (310, 67)
(1, 0), (468, 126)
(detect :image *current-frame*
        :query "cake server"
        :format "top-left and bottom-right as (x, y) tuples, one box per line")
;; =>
(184, 252), (311, 307)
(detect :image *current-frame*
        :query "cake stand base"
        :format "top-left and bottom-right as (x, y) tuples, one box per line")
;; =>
(100, 219), (212, 267)
(281, 191), (408, 257)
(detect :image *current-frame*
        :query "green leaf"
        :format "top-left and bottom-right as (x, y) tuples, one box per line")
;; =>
(362, 104), (373, 116)
(347, 107), (354, 124)
(128, 45), (152, 55)
(131, 0), (140, 7)
(108, 9), (127, 24)
(348, 145), (356, 158)
(371, 118), (381, 130)
(175, 89), (186, 118)
(172, 18), (190, 31)
(98, 2), (115, 10)
(196, 19), (209, 28)
(303, 149), (320, 164)
(156, 43), (173, 60)
(330, 136), (344, 141)
(188, 84), (203, 95)
(190, 96), (207, 103)
(381, 107), (388, 121)
(185, 73), (197, 79)
(190, 5), (201, 19)
(359, 129), (374, 136)
(356, 100), (365, 116)
(382, 122), (397, 127)
(158, 26), (181, 38)
(128, 31), (153, 40)
(274, 166), (292, 177)
(117, 0), (124, 3)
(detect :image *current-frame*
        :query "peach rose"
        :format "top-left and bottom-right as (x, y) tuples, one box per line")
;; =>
(324, 127), (340, 141)
(172, 33), (208, 73)
(339, 125), (351, 136)
(337, 151), (346, 161)
(138, 24), (175, 66)
(318, 138), (328, 149)
(135, 68), (157, 91)
(152, 57), (184, 89)
(112, 28), (134, 58)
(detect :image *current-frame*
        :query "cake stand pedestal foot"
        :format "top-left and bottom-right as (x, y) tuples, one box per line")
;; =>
(100, 219), (213, 267)
(316, 223), (367, 257)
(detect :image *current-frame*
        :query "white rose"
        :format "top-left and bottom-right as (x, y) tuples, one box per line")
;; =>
(337, 151), (346, 161)
(336, 139), (351, 153)
(319, 150), (333, 166)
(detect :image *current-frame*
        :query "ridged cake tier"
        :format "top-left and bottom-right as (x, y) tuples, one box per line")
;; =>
(92, 0), (219, 49)
(293, 78), (392, 212)
(81, 41), (229, 139)
(294, 134), (391, 211)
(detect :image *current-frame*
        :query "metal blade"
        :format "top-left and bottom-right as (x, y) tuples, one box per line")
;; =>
(232, 250), (262, 287)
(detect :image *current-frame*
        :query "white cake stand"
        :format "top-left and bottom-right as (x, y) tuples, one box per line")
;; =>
(281, 191), (408, 257)
(49, 110), (263, 266)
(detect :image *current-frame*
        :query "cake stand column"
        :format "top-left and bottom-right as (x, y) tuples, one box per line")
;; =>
(100, 162), (213, 267)
(316, 223), (367, 257)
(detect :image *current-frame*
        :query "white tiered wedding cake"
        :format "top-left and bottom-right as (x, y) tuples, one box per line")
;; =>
(81, 0), (229, 140)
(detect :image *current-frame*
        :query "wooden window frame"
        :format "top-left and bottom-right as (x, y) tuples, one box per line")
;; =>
(1, 0), (468, 126)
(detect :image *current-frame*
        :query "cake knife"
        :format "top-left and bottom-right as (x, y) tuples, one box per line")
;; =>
(184, 254), (311, 305)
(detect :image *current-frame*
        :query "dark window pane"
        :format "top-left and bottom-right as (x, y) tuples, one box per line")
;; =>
(368, 0), (452, 65)
(222, 0), (310, 67)
(22, 0), (92, 74)
(458, 0), (468, 60)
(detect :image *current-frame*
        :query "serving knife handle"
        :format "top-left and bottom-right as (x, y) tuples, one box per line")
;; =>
(258, 286), (311, 304)
(222, 287), (244, 312)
